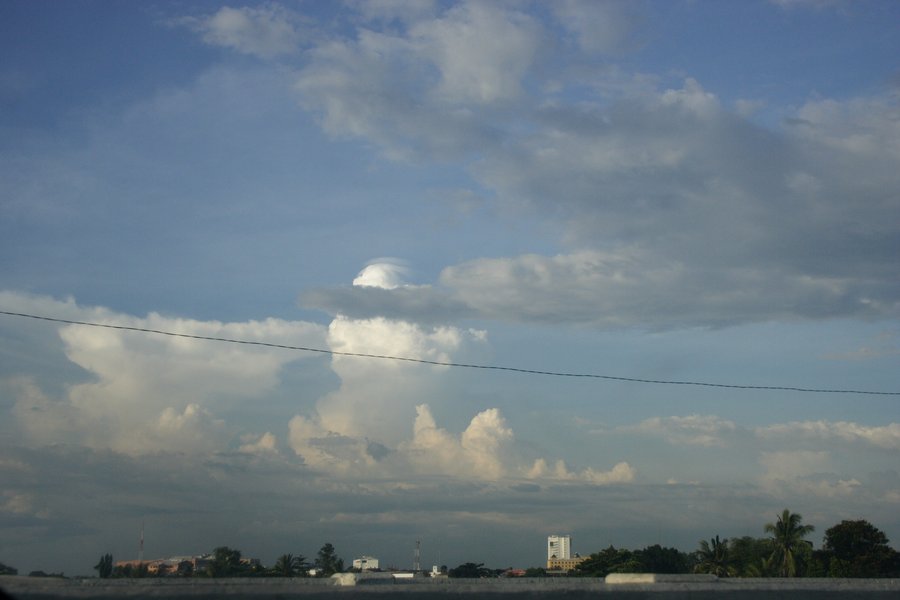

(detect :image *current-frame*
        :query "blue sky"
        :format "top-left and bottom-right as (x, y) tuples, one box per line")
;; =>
(1, 0), (899, 575)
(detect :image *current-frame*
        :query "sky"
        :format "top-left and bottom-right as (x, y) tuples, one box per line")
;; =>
(1, 0), (899, 576)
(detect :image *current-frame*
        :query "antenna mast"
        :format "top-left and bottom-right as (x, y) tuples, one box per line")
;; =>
(414, 540), (420, 572)
(139, 521), (144, 563)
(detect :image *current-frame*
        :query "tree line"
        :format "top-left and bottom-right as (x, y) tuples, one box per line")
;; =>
(4, 510), (897, 580)
(89, 543), (344, 579)
(564, 511), (900, 579)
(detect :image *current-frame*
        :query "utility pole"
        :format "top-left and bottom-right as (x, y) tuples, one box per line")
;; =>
(414, 540), (420, 573)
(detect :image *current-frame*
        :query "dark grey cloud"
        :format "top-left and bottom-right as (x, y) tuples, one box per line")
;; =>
(299, 83), (900, 329)
(290, 4), (900, 330)
(300, 285), (473, 323)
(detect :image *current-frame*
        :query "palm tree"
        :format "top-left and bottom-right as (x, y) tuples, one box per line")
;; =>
(764, 509), (815, 577)
(273, 554), (306, 577)
(693, 536), (736, 577)
(744, 555), (777, 578)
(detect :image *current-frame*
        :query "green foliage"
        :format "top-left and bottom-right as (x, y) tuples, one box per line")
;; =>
(543, 513), (898, 580)
(175, 560), (194, 577)
(28, 570), (65, 578)
(93, 553), (113, 578)
(728, 537), (775, 577)
(112, 562), (148, 579)
(272, 553), (307, 577)
(821, 520), (900, 578)
(635, 545), (691, 574)
(575, 546), (630, 577)
(207, 546), (243, 577)
(693, 536), (736, 577)
(523, 567), (547, 577)
(314, 543), (343, 576)
(0, 561), (18, 575)
(573, 545), (691, 577)
(448, 562), (492, 578)
(764, 509), (815, 577)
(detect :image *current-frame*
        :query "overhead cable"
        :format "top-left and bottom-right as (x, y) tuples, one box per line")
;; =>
(1, 309), (897, 396)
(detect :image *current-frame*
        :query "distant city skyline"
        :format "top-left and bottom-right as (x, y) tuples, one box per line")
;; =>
(1, 0), (899, 577)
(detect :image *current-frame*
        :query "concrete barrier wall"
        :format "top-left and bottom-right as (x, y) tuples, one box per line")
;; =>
(3, 576), (900, 600)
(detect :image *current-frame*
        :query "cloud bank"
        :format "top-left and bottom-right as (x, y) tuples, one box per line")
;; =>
(1, 285), (632, 487)
(281, 2), (900, 329)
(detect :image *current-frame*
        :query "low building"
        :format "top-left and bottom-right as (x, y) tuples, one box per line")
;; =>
(352, 556), (379, 571)
(113, 554), (250, 576)
(546, 556), (586, 571)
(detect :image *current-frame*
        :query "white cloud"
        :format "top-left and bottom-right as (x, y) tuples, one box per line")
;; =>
(659, 77), (720, 116)
(287, 296), (494, 473)
(179, 5), (301, 58)
(1, 492), (35, 516)
(353, 260), (412, 290)
(791, 96), (900, 162)
(4, 292), (326, 455)
(758, 449), (863, 498)
(297, 50), (900, 328)
(155, 403), (226, 453)
(287, 414), (379, 472)
(550, 0), (637, 55)
(756, 420), (900, 451)
(10, 376), (80, 446)
(352, 0), (439, 24)
(290, 263), (632, 484)
(238, 431), (279, 455)
(625, 415), (738, 447)
(289, 400), (631, 485)
(459, 407), (513, 478)
(735, 98), (767, 118)
(409, 1), (541, 105)
(527, 458), (635, 485)
(297, 35), (900, 327)
(293, 2), (535, 160)
(313, 314), (483, 443)
(760, 449), (830, 481)
(405, 404), (513, 479)
(170, 1), (900, 330)
(769, 0), (843, 9)
(821, 329), (900, 360)
(439, 248), (878, 328)
(760, 450), (863, 499)
(405, 404), (468, 474)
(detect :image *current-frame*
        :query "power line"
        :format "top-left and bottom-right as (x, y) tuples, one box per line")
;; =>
(1, 309), (898, 396)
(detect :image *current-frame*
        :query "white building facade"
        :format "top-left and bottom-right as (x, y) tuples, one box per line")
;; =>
(352, 556), (379, 571)
(547, 535), (571, 560)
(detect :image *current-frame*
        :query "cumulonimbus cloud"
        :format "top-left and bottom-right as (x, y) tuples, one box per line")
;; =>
(3, 291), (326, 455)
(289, 401), (633, 485)
(288, 262), (633, 483)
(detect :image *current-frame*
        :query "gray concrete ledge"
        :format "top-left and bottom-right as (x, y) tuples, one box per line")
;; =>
(2, 575), (899, 599)
(605, 573), (719, 584)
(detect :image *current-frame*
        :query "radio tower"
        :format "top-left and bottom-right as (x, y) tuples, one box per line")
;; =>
(413, 540), (420, 573)
(139, 521), (144, 564)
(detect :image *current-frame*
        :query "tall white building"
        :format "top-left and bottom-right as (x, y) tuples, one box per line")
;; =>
(547, 535), (571, 560)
